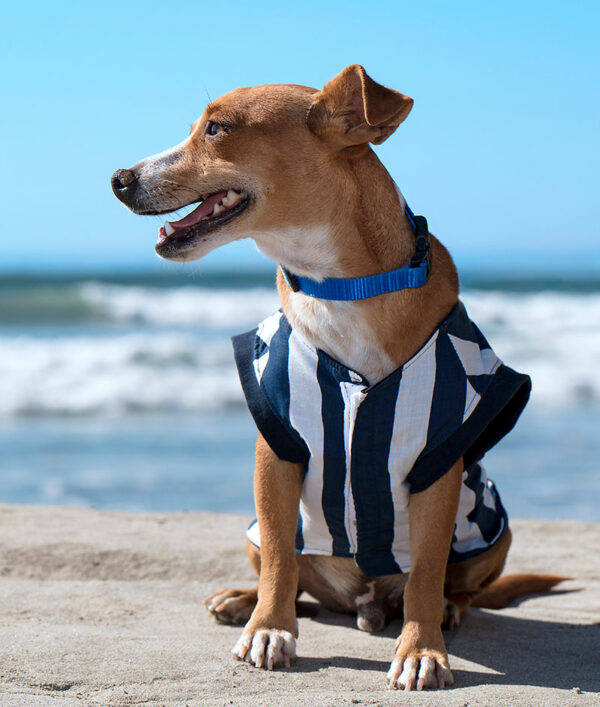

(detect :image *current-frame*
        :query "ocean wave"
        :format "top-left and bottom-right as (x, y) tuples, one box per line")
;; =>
(0, 280), (279, 328)
(462, 290), (600, 405)
(1, 288), (599, 417)
(0, 333), (246, 417)
(78, 282), (279, 328)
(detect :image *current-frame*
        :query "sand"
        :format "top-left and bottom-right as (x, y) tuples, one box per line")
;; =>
(0, 505), (598, 706)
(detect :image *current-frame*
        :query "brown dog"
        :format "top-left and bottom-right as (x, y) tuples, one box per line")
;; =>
(112, 65), (565, 690)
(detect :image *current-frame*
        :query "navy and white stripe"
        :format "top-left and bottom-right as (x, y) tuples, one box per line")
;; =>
(234, 301), (531, 576)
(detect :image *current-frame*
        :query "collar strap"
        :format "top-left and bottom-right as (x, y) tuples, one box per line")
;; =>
(281, 204), (431, 301)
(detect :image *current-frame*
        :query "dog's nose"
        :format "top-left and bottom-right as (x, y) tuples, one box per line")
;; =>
(111, 168), (138, 195)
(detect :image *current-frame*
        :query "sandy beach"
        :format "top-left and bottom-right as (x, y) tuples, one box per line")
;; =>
(0, 505), (598, 706)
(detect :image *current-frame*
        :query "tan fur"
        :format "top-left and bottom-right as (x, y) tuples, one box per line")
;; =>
(114, 65), (566, 690)
(120, 70), (458, 379)
(243, 434), (302, 638)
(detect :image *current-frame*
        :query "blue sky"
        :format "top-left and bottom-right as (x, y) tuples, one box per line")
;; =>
(2, 0), (598, 272)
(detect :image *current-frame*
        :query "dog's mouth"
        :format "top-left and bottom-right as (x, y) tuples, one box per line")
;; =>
(156, 188), (250, 255)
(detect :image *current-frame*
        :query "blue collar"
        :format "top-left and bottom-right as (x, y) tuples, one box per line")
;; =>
(280, 204), (431, 301)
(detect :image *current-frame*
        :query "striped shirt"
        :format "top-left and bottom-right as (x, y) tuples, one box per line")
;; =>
(233, 301), (531, 576)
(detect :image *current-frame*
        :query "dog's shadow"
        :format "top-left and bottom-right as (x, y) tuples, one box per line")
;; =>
(293, 601), (600, 693)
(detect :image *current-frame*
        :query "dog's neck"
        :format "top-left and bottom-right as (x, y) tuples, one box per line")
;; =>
(271, 150), (459, 384)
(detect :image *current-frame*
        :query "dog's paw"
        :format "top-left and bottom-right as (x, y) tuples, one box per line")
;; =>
(232, 629), (296, 670)
(204, 588), (258, 625)
(387, 653), (453, 691)
(387, 621), (453, 691)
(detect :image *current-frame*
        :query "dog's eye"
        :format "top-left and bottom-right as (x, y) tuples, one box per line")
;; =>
(206, 121), (227, 137)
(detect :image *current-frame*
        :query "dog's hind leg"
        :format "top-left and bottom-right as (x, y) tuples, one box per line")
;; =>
(441, 526), (512, 630)
(204, 539), (262, 624)
(444, 526), (567, 617)
(204, 586), (259, 625)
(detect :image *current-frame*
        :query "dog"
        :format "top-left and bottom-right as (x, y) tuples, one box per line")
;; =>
(112, 65), (566, 691)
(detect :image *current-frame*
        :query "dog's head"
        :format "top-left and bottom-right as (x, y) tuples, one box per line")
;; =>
(111, 65), (413, 265)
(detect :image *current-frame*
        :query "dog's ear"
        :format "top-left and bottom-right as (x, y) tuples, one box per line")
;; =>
(307, 65), (413, 147)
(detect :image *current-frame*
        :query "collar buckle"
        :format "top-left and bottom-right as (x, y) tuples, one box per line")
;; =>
(281, 267), (300, 292)
(409, 214), (431, 277)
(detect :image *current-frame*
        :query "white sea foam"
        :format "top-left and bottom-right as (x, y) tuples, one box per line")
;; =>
(1, 287), (599, 417)
(461, 290), (600, 406)
(79, 283), (279, 328)
(0, 333), (245, 417)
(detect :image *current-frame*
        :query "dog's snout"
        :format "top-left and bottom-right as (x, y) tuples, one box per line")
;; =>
(111, 169), (138, 196)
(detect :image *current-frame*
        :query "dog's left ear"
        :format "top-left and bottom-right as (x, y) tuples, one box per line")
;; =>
(307, 65), (413, 147)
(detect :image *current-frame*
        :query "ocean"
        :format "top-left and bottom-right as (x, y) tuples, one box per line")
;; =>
(1, 269), (599, 521)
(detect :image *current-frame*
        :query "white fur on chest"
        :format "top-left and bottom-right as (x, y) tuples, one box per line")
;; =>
(251, 223), (396, 384)
(285, 293), (394, 385)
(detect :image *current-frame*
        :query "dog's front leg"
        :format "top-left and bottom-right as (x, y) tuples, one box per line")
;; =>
(232, 433), (302, 670)
(387, 459), (463, 691)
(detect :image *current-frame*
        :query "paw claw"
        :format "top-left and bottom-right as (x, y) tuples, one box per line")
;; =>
(232, 633), (252, 661)
(437, 662), (454, 687)
(387, 653), (452, 691)
(232, 629), (296, 670)
(386, 658), (402, 688)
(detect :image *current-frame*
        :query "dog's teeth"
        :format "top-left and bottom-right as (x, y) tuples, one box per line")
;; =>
(164, 222), (175, 236)
(212, 202), (225, 215)
(222, 189), (238, 207)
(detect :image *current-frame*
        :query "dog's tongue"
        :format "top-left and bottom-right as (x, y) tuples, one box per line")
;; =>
(167, 191), (228, 230)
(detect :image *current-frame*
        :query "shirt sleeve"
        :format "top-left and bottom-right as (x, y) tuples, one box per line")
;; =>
(406, 363), (531, 493)
(232, 329), (310, 465)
